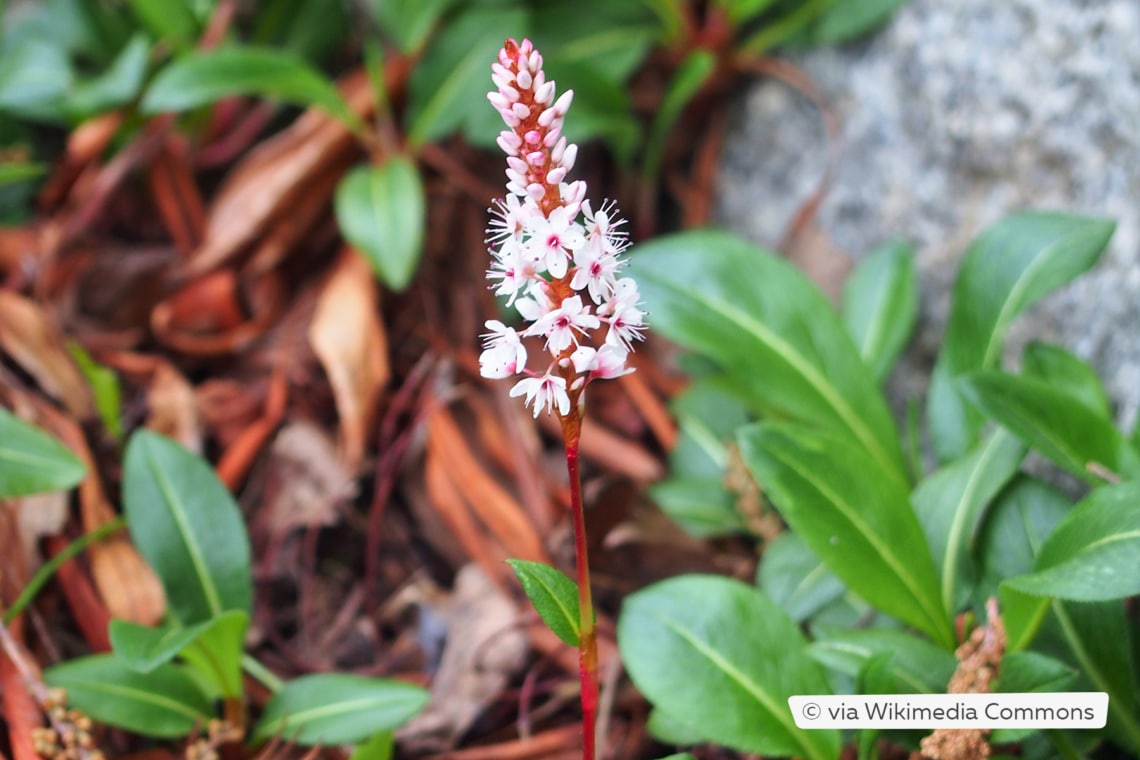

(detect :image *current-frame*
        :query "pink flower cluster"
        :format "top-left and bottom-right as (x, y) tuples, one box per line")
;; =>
(480, 39), (645, 418)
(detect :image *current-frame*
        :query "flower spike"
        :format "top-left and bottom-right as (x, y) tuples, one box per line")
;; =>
(481, 38), (646, 418)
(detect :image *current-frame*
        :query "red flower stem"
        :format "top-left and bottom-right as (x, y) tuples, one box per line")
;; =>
(562, 413), (598, 760)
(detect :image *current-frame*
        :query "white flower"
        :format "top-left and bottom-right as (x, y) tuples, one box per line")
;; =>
(523, 205), (583, 278)
(525, 294), (600, 353)
(479, 320), (527, 379)
(570, 237), (621, 304)
(570, 344), (633, 379)
(510, 372), (571, 418)
(486, 240), (528, 304)
(601, 278), (646, 350)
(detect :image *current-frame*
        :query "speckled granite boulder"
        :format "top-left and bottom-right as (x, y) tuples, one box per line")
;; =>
(716, 0), (1140, 431)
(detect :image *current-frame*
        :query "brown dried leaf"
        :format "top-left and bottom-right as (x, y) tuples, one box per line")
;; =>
(428, 408), (549, 564)
(423, 450), (505, 585)
(308, 248), (389, 472)
(0, 291), (92, 417)
(145, 361), (203, 453)
(398, 564), (528, 753)
(185, 71), (372, 276)
(261, 422), (355, 534)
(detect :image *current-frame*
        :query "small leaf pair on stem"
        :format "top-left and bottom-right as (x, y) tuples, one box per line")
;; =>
(480, 38), (646, 760)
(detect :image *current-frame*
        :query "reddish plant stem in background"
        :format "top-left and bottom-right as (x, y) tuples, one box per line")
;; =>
(561, 412), (598, 760)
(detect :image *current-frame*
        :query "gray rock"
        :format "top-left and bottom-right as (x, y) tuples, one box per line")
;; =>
(716, 0), (1140, 433)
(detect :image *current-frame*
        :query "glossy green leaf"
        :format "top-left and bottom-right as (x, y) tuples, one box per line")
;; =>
(126, 0), (198, 49)
(141, 46), (361, 132)
(642, 49), (715, 181)
(65, 34), (149, 118)
(973, 477), (1070, 651)
(506, 559), (580, 647)
(1006, 482), (1140, 601)
(368, 0), (456, 53)
(958, 370), (1140, 482)
(991, 651), (1079, 744)
(739, 423), (953, 648)
(45, 655), (212, 738)
(1021, 342), (1111, 418)
(630, 230), (905, 478)
(648, 477), (741, 537)
(645, 707), (706, 745)
(533, 2), (661, 82)
(69, 342), (123, 441)
(251, 674), (429, 745)
(840, 240), (918, 384)
(0, 407), (86, 498)
(406, 5), (527, 147)
(928, 213), (1114, 461)
(912, 429), (1026, 616)
(716, 0), (779, 25)
(756, 532), (845, 622)
(122, 430), (252, 623)
(803, 0), (910, 45)
(654, 755), (697, 760)
(808, 627), (956, 694)
(110, 611), (248, 698)
(253, 0), (348, 62)
(0, 38), (73, 111)
(335, 159), (425, 292)
(619, 575), (839, 760)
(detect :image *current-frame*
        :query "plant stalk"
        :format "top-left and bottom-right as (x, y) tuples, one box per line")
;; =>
(562, 412), (598, 760)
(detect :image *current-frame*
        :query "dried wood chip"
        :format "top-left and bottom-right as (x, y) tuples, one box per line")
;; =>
(0, 291), (92, 418)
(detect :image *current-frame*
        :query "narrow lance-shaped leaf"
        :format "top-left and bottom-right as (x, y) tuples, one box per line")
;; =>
(808, 627), (957, 694)
(141, 46), (363, 134)
(251, 674), (429, 745)
(928, 212), (1114, 461)
(0, 407), (86, 498)
(122, 430), (252, 623)
(618, 575), (840, 760)
(630, 231), (905, 479)
(45, 655), (212, 739)
(642, 49), (715, 182)
(756, 532), (845, 623)
(738, 422), (954, 648)
(912, 428), (1026, 616)
(958, 370), (1140, 483)
(506, 559), (580, 647)
(1006, 482), (1140, 601)
(840, 240), (918, 384)
(334, 158), (425, 292)
(1021, 342), (1112, 417)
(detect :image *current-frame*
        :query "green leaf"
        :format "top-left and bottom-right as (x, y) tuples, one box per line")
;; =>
(0, 161), (46, 186)
(252, 0), (348, 63)
(334, 158), (425, 292)
(803, 0), (910, 45)
(367, 0), (456, 53)
(618, 575), (839, 760)
(1006, 482), (1140, 601)
(126, 0), (199, 50)
(912, 429), (1026, 616)
(349, 731), (394, 760)
(716, 0), (779, 25)
(928, 212), (1114, 461)
(251, 674), (429, 745)
(0, 407), (86, 498)
(68, 342), (123, 441)
(958, 370), (1140, 482)
(45, 655), (212, 738)
(1021, 342), (1111, 418)
(629, 230), (905, 479)
(840, 240), (918, 384)
(649, 478), (741, 537)
(141, 46), (362, 132)
(654, 755), (697, 760)
(739, 423), (953, 648)
(533, 2), (661, 83)
(406, 5), (528, 147)
(538, 59), (639, 163)
(645, 707), (707, 745)
(65, 34), (150, 119)
(991, 651), (1079, 744)
(641, 49), (715, 181)
(110, 611), (248, 698)
(122, 430), (252, 623)
(756, 532), (845, 622)
(505, 559), (580, 647)
(807, 627), (957, 694)
(0, 38), (73, 112)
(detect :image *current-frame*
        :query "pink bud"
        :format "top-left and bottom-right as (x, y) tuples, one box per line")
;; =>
(546, 167), (567, 184)
(496, 133), (520, 156)
(526, 150), (545, 166)
(526, 183), (546, 200)
(524, 129), (542, 145)
(516, 69), (533, 89)
(511, 102), (530, 120)
(550, 136), (566, 163)
(534, 81), (555, 105)
(544, 127), (562, 148)
(560, 143), (578, 171)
